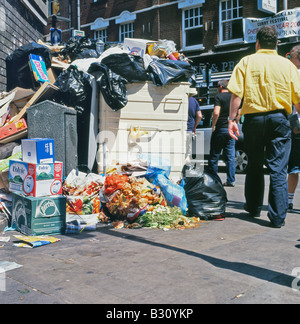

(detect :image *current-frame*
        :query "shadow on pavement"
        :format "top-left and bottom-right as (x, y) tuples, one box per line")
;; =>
(97, 226), (296, 289)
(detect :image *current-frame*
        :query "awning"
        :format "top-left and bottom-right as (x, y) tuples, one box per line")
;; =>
(187, 46), (251, 60)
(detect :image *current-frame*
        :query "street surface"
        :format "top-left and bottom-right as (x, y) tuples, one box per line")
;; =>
(0, 172), (300, 305)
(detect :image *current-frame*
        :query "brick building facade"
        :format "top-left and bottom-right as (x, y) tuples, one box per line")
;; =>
(1, 1), (299, 93)
(46, 0), (299, 100)
(0, 0), (48, 92)
(47, 0), (300, 64)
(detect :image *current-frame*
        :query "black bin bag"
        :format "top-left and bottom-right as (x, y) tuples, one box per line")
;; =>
(148, 59), (195, 86)
(88, 62), (128, 111)
(60, 36), (99, 61)
(183, 164), (228, 220)
(101, 53), (149, 83)
(6, 42), (51, 91)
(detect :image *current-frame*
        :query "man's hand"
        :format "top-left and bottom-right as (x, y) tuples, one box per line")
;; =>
(228, 120), (240, 140)
(294, 126), (300, 135)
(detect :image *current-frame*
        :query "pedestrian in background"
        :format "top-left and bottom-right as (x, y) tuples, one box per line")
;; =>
(186, 95), (202, 163)
(187, 95), (202, 134)
(208, 79), (237, 187)
(228, 26), (300, 228)
(288, 44), (300, 210)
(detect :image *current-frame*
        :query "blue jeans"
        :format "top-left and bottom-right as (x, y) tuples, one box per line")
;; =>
(208, 128), (236, 184)
(243, 112), (291, 227)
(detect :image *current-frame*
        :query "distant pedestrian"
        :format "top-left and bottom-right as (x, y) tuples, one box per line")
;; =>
(228, 26), (300, 228)
(186, 96), (202, 162)
(187, 96), (202, 134)
(288, 45), (300, 210)
(208, 79), (237, 187)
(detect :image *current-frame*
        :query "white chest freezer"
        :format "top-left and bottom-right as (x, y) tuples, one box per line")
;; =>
(97, 81), (196, 178)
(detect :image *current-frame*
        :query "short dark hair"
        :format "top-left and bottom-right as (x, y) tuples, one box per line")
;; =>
(256, 26), (278, 49)
(218, 79), (229, 89)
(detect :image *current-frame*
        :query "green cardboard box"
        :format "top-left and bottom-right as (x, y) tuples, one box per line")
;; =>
(12, 193), (66, 236)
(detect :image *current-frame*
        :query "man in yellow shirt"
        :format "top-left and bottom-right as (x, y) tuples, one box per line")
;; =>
(228, 26), (300, 228)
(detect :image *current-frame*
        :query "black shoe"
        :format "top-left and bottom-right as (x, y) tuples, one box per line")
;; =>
(244, 203), (261, 218)
(223, 182), (235, 187)
(288, 203), (293, 211)
(270, 220), (285, 228)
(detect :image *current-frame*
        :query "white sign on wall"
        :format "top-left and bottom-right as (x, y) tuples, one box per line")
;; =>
(244, 8), (300, 43)
(258, 0), (277, 14)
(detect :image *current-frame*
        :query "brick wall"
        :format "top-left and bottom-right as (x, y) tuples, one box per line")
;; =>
(0, 0), (44, 92)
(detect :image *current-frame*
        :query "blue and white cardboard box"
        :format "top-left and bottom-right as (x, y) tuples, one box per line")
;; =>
(22, 138), (55, 164)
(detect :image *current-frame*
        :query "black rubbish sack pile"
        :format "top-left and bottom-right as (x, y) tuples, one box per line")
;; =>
(59, 36), (100, 61)
(183, 164), (228, 220)
(6, 42), (51, 91)
(101, 53), (149, 83)
(148, 59), (195, 87)
(88, 62), (128, 111)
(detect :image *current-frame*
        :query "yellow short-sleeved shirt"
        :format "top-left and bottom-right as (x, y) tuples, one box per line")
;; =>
(228, 49), (300, 115)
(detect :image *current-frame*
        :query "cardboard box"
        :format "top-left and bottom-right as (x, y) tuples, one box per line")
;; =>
(22, 138), (55, 164)
(29, 54), (50, 83)
(13, 82), (59, 123)
(124, 38), (155, 58)
(0, 119), (28, 144)
(9, 160), (63, 197)
(12, 193), (66, 236)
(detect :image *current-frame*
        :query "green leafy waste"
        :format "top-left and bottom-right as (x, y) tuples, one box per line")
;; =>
(136, 205), (203, 230)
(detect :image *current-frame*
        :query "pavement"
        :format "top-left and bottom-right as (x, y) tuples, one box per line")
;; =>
(0, 172), (300, 305)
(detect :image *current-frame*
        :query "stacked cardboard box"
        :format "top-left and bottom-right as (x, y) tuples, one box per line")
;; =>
(10, 138), (66, 236)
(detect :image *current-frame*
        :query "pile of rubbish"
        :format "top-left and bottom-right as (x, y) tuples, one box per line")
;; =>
(0, 36), (196, 180)
(0, 35), (228, 238)
(62, 157), (227, 232)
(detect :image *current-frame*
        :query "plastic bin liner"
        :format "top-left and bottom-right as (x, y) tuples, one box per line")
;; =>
(141, 153), (171, 181)
(148, 59), (195, 86)
(60, 36), (99, 61)
(54, 65), (93, 114)
(152, 172), (187, 214)
(183, 165), (227, 220)
(88, 62), (128, 111)
(6, 42), (51, 91)
(101, 53), (149, 83)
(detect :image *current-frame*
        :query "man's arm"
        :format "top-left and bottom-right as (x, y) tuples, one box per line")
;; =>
(193, 110), (202, 133)
(228, 94), (242, 140)
(294, 103), (300, 134)
(211, 105), (221, 132)
(294, 103), (300, 114)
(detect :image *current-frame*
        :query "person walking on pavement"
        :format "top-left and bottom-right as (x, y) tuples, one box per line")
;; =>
(186, 95), (202, 162)
(288, 45), (300, 210)
(227, 26), (300, 228)
(187, 95), (202, 134)
(208, 79), (237, 187)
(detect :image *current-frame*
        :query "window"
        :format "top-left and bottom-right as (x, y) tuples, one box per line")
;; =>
(95, 29), (108, 43)
(220, 0), (243, 44)
(182, 6), (203, 50)
(119, 23), (134, 42)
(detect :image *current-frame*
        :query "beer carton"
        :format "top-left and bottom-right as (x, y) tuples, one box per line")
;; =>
(12, 193), (66, 236)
